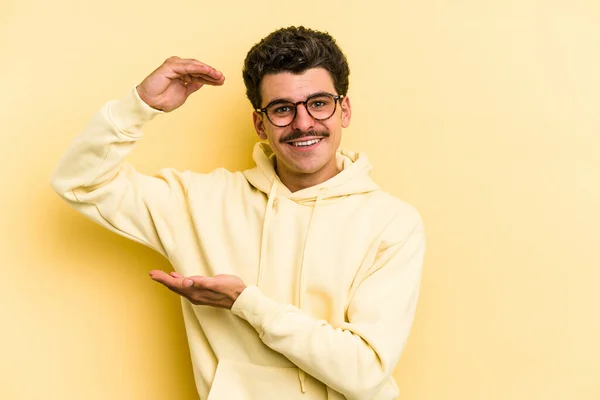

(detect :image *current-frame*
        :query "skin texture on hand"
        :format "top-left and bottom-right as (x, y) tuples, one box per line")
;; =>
(149, 270), (246, 309)
(136, 56), (225, 112)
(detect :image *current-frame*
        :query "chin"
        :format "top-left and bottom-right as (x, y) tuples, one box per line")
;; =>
(292, 160), (331, 175)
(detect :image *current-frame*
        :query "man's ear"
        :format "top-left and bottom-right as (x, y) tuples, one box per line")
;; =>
(341, 96), (352, 128)
(252, 111), (268, 140)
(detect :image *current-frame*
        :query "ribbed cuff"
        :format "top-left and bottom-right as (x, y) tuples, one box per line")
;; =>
(107, 86), (164, 137)
(230, 285), (283, 335)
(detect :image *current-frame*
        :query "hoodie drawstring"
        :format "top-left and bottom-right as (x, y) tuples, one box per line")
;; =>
(257, 179), (278, 288)
(298, 369), (307, 393)
(296, 187), (327, 394)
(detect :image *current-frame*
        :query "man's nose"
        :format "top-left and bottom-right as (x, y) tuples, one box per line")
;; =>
(291, 103), (315, 131)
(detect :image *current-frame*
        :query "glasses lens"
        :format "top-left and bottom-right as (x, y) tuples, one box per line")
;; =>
(306, 94), (336, 120)
(266, 102), (296, 127)
(264, 94), (338, 127)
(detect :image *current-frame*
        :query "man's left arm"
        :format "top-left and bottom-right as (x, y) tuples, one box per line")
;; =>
(234, 225), (424, 399)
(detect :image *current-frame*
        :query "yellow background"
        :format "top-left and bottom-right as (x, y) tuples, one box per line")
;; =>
(1, 1), (598, 399)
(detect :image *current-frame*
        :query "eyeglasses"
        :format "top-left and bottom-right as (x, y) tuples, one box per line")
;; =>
(256, 92), (344, 128)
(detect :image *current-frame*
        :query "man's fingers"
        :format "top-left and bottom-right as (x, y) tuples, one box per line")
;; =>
(185, 72), (224, 86)
(150, 270), (216, 294)
(150, 270), (181, 287)
(162, 58), (225, 83)
(180, 75), (224, 87)
(150, 270), (196, 300)
(190, 75), (225, 86)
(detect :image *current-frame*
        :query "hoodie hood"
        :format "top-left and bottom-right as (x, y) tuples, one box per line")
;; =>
(243, 142), (380, 201)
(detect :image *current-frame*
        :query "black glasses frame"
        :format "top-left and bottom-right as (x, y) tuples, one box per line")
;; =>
(256, 92), (345, 128)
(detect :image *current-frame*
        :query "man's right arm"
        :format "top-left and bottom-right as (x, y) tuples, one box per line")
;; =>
(50, 57), (225, 257)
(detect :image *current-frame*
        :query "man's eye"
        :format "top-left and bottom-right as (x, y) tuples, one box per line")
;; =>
(274, 106), (293, 114)
(309, 98), (331, 109)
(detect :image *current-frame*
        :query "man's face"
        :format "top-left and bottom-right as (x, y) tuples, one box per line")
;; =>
(252, 68), (351, 179)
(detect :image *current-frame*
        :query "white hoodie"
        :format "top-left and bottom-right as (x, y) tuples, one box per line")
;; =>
(51, 88), (426, 400)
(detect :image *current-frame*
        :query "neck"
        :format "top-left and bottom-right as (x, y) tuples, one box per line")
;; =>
(276, 158), (340, 193)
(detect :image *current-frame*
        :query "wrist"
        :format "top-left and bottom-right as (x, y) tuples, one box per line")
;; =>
(231, 284), (247, 302)
(135, 85), (163, 112)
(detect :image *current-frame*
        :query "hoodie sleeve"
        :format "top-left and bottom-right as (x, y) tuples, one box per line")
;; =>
(50, 87), (192, 258)
(231, 219), (425, 400)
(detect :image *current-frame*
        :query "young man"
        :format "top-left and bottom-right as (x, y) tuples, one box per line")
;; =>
(51, 27), (425, 400)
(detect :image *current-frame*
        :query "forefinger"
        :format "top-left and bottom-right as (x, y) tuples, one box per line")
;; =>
(150, 269), (186, 289)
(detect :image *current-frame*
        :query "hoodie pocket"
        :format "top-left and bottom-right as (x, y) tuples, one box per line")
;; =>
(207, 359), (327, 400)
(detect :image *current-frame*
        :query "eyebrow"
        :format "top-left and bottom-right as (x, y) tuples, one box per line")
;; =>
(264, 92), (333, 108)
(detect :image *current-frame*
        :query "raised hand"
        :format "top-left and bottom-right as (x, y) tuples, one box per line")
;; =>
(149, 270), (246, 309)
(136, 56), (225, 112)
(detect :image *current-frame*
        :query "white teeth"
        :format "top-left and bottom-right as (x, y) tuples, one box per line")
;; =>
(291, 139), (320, 147)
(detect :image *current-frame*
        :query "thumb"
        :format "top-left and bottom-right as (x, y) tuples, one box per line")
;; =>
(185, 82), (204, 96)
(183, 278), (194, 288)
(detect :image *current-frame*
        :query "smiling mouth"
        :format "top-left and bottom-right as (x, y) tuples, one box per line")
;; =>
(287, 138), (323, 147)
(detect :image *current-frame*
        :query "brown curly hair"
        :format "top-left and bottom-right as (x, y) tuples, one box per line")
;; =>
(243, 26), (350, 110)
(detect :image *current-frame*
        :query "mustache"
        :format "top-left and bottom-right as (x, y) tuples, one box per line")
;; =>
(280, 129), (330, 143)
